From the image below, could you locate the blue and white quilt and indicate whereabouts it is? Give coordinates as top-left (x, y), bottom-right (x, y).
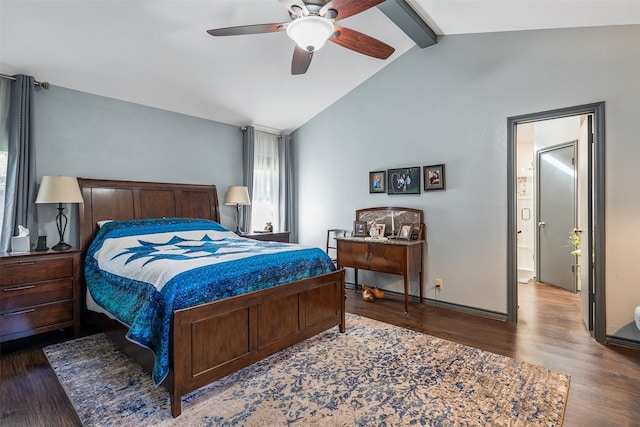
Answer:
top-left (84, 218), bottom-right (336, 385)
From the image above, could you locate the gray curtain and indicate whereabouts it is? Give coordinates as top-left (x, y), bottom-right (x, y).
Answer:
top-left (241, 126), bottom-right (254, 233)
top-left (278, 134), bottom-right (295, 242)
top-left (0, 79), bottom-right (10, 243)
top-left (0, 75), bottom-right (36, 252)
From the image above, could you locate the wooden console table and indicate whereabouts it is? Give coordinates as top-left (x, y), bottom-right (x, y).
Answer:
top-left (336, 207), bottom-right (425, 313)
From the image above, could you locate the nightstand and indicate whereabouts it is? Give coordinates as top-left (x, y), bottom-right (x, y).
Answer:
top-left (244, 232), bottom-right (291, 243)
top-left (0, 249), bottom-right (81, 343)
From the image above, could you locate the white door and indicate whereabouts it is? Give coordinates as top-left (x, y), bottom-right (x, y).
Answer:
top-left (537, 143), bottom-right (577, 292)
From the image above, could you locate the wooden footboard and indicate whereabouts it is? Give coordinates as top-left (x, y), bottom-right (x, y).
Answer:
top-left (170, 269), bottom-right (345, 417)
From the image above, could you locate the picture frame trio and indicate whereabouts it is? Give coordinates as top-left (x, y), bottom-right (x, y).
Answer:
top-left (369, 164), bottom-right (445, 194)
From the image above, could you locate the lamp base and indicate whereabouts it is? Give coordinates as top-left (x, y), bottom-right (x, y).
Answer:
top-left (52, 242), bottom-right (72, 251)
top-left (53, 204), bottom-right (72, 251)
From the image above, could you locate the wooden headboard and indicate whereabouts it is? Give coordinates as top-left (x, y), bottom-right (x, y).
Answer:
top-left (78, 178), bottom-right (220, 254)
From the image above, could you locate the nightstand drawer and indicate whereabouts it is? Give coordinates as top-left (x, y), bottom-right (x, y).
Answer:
top-left (1, 279), bottom-right (74, 313)
top-left (0, 256), bottom-right (74, 286)
top-left (0, 301), bottom-right (73, 336)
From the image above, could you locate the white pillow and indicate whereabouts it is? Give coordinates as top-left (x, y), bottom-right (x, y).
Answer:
top-left (97, 220), bottom-right (114, 228)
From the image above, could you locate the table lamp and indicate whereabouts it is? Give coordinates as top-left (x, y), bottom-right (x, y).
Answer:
top-left (35, 176), bottom-right (84, 251)
top-left (224, 186), bottom-right (251, 234)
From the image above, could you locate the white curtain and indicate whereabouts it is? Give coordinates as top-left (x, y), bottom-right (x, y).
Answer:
top-left (251, 131), bottom-right (280, 232)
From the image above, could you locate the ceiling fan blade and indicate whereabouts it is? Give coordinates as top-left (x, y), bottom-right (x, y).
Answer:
top-left (207, 23), bottom-right (287, 37)
top-left (320, 0), bottom-right (385, 21)
top-left (279, 0), bottom-right (309, 17)
top-left (291, 45), bottom-right (313, 75)
top-left (330, 26), bottom-right (395, 59)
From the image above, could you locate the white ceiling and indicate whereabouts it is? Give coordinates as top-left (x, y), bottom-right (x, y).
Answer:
top-left (1, 1), bottom-right (638, 134)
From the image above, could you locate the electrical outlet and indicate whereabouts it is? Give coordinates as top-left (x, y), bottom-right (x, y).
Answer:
top-left (435, 278), bottom-right (443, 289)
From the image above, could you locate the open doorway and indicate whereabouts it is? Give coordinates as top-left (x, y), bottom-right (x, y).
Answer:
top-left (507, 103), bottom-right (606, 343)
top-left (517, 119), bottom-right (585, 294)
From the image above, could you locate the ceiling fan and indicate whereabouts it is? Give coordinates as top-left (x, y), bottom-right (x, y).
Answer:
top-left (207, 0), bottom-right (395, 75)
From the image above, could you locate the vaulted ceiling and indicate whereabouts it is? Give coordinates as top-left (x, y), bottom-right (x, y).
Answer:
top-left (1, 1), bottom-right (638, 133)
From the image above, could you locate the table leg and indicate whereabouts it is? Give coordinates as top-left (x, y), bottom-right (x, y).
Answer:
top-left (403, 273), bottom-right (409, 314)
top-left (354, 268), bottom-right (359, 292)
top-left (419, 268), bottom-right (424, 305)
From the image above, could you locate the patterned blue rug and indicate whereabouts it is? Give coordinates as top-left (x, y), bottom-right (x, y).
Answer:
top-left (44, 314), bottom-right (569, 426)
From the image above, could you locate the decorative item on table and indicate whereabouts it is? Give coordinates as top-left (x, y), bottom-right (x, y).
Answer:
top-left (424, 164), bottom-right (446, 191)
top-left (35, 235), bottom-right (48, 251)
top-left (375, 223), bottom-right (386, 239)
top-left (353, 220), bottom-right (367, 237)
top-left (387, 166), bottom-right (421, 195)
top-left (369, 170), bottom-right (386, 193)
top-left (368, 222), bottom-right (378, 238)
top-left (35, 176), bottom-right (84, 251)
top-left (388, 211), bottom-right (397, 238)
top-left (264, 222), bottom-right (273, 232)
top-left (224, 185), bottom-right (251, 234)
top-left (397, 224), bottom-right (413, 240)
top-left (10, 225), bottom-right (30, 253)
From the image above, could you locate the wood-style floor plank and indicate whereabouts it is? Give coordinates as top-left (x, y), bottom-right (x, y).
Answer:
top-left (1, 281), bottom-right (638, 426)
top-left (0, 329), bottom-right (82, 426)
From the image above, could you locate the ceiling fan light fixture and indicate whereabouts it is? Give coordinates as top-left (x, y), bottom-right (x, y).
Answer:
top-left (286, 16), bottom-right (334, 52)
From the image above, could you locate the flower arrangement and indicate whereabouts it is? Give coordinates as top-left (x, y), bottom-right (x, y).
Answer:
top-left (569, 233), bottom-right (581, 257)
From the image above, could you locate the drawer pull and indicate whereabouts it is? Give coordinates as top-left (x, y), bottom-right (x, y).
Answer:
top-left (4, 261), bottom-right (37, 267)
top-left (3, 308), bottom-right (36, 316)
top-left (3, 285), bottom-right (37, 292)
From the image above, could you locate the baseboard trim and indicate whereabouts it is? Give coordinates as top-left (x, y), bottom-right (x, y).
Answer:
top-left (606, 335), bottom-right (640, 350)
top-left (423, 298), bottom-right (507, 321)
top-left (345, 282), bottom-right (507, 321)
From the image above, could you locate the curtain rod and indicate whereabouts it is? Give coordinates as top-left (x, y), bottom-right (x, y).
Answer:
top-left (0, 73), bottom-right (50, 89)
top-left (241, 124), bottom-right (281, 135)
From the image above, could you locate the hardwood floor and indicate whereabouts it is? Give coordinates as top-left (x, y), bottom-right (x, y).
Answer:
top-left (0, 328), bottom-right (84, 426)
top-left (1, 281), bottom-right (638, 426)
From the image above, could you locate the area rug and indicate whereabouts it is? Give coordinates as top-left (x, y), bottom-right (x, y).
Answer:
top-left (44, 314), bottom-right (570, 426)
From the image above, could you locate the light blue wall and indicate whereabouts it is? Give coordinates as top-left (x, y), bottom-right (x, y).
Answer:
top-left (292, 24), bottom-right (640, 332)
top-left (34, 86), bottom-right (243, 246)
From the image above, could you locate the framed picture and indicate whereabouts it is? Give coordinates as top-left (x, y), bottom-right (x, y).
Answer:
top-left (398, 224), bottom-right (412, 240)
top-left (424, 164), bottom-right (446, 191)
top-left (369, 170), bottom-right (386, 193)
top-left (353, 220), bottom-right (368, 237)
top-left (387, 166), bottom-right (421, 195)
top-left (375, 223), bottom-right (386, 238)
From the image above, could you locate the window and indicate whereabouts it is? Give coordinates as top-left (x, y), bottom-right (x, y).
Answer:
top-left (251, 131), bottom-right (280, 232)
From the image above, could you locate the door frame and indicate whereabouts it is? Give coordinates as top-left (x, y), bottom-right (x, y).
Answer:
top-left (506, 102), bottom-right (606, 343)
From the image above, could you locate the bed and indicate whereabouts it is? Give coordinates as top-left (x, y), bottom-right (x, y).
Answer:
top-left (78, 178), bottom-right (346, 417)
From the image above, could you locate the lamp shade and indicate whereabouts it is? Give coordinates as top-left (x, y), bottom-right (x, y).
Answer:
top-left (286, 16), bottom-right (334, 52)
top-left (224, 186), bottom-right (251, 206)
top-left (35, 176), bottom-right (84, 204)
